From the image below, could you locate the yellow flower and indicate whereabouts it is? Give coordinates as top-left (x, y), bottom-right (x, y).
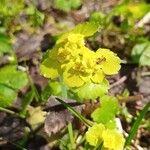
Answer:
top-left (67, 33), bottom-right (84, 46)
top-left (86, 123), bottom-right (105, 146)
top-left (86, 124), bottom-right (125, 149)
top-left (55, 34), bottom-right (88, 66)
top-left (91, 69), bottom-right (105, 83)
top-left (57, 33), bottom-right (84, 46)
top-left (102, 129), bottom-right (125, 150)
top-left (62, 47), bottom-right (96, 87)
top-left (95, 48), bottom-right (121, 75)
top-left (57, 46), bottom-right (72, 64)
top-left (41, 31), bottom-right (121, 88)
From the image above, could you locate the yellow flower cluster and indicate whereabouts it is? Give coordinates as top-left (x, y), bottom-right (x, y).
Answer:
top-left (40, 33), bottom-right (121, 88)
top-left (86, 123), bottom-right (125, 150)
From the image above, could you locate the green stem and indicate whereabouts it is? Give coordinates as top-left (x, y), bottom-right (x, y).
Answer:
top-left (27, 74), bottom-right (40, 102)
top-left (94, 142), bottom-right (103, 150)
top-left (0, 107), bottom-right (16, 115)
top-left (19, 90), bottom-right (34, 117)
top-left (125, 101), bottom-right (150, 147)
top-left (68, 123), bottom-right (75, 149)
top-left (56, 97), bottom-right (93, 127)
top-left (59, 77), bottom-right (68, 98)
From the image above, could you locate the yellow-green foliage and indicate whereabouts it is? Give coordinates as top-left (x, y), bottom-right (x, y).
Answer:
top-left (86, 123), bottom-right (125, 150)
top-left (40, 22), bottom-right (121, 88)
top-left (0, 0), bottom-right (24, 16)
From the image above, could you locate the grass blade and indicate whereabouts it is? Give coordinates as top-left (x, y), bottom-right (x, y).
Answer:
top-left (125, 101), bottom-right (150, 147)
top-left (68, 123), bottom-right (75, 149)
top-left (56, 97), bottom-right (93, 127)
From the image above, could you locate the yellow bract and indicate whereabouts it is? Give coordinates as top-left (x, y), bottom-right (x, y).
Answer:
top-left (40, 58), bottom-right (59, 79)
top-left (86, 123), bottom-right (125, 150)
top-left (95, 48), bottom-right (121, 75)
top-left (63, 50), bottom-right (94, 87)
top-left (102, 129), bottom-right (125, 150)
top-left (91, 69), bottom-right (105, 83)
top-left (41, 32), bottom-right (121, 88)
top-left (67, 33), bottom-right (84, 46)
top-left (86, 123), bottom-right (105, 146)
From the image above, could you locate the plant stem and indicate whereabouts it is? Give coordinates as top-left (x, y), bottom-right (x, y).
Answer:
top-left (27, 72), bottom-right (40, 102)
top-left (68, 123), bottom-right (75, 149)
top-left (0, 107), bottom-right (16, 115)
top-left (94, 142), bottom-right (103, 150)
top-left (19, 90), bottom-right (34, 117)
top-left (59, 77), bottom-right (68, 98)
top-left (125, 101), bottom-right (150, 147)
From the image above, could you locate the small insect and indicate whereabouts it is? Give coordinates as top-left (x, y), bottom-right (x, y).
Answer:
top-left (96, 57), bottom-right (106, 64)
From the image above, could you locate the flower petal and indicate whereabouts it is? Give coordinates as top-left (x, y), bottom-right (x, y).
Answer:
top-left (91, 69), bottom-right (105, 83)
top-left (40, 58), bottom-right (59, 79)
top-left (63, 71), bottom-right (84, 87)
top-left (96, 48), bottom-right (121, 75)
top-left (102, 129), bottom-right (125, 150)
top-left (86, 123), bottom-right (105, 146)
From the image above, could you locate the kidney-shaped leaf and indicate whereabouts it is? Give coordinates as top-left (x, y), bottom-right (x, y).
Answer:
top-left (0, 65), bottom-right (28, 90)
top-left (0, 84), bottom-right (17, 107)
top-left (131, 42), bottom-right (150, 66)
top-left (0, 65), bottom-right (28, 107)
top-left (91, 95), bottom-right (119, 124)
top-left (75, 79), bottom-right (109, 101)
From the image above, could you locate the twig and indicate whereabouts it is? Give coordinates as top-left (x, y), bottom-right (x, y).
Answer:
top-left (110, 76), bottom-right (127, 89)
top-left (141, 72), bottom-right (150, 77)
top-left (118, 95), bottom-right (143, 102)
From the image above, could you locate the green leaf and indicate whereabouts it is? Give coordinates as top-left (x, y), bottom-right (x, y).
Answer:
top-left (0, 84), bottom-right (17, 107)
top-left (129, 3), bottom-right (150, 20)
top-left (49, 81), bottom-right (61, 95)
top-left (33, 9), bottom-right (44, 26)
top-left (131, 42), bottom-right (148, 63)
top-left (20, 90), bottom-right (34, 117)
top-left (110, 2), bottom-right (150, 20)
top-left (0, 65), bottom-right (28, 90)
top-left (41, 81), bottom-right (62, 101)
top-left (0, 34), bottom-right (12, 57)
top-left (71, 22), bottom-right (100, 37)
top-left (70, 0), bottom-right (81, 9)
top-left (26, 5), bottom-right (44, 26)
top-left (89, 11), bottom-right (105, 25)
top-left (0, 65), bottom-right (28, 107)
top-left (57, 22), bottom-right (100, 44)
top-left (91, 95), bottom-right (119, 124)
top-left (54, 0), bottom-right (81, 12)
top-left (105, 120), bottom-right (117, 129)
top-left (75, 79), bottom-right (109, 101)
top-left (139, 45), bottom-right (150, 66)
top-left (0, 0), bottom-right (24, 17)
top-left (131, 42), bottom-right (150, 66)
top-left (40, 58), bottom-right (59, 79)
